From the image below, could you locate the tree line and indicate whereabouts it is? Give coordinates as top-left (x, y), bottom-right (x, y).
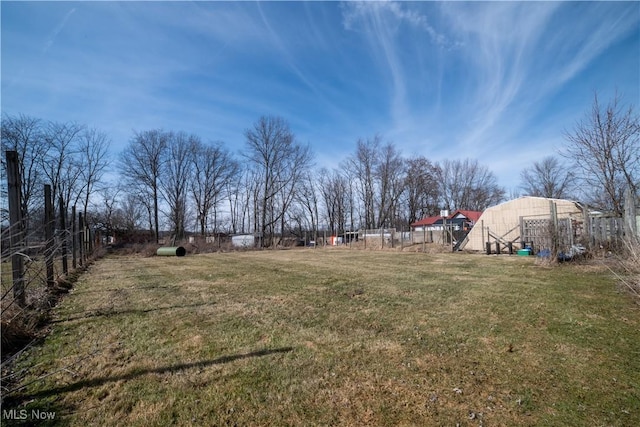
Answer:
top-left (2, 93), bottom-right (638, 247)
top-left (1, 115), bottom-right (109, 237)
top-left (520, 92), bottom-right (639, 216)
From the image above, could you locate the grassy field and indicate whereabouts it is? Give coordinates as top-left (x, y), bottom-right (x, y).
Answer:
top-left (3, 249), bottom-right (640, 426)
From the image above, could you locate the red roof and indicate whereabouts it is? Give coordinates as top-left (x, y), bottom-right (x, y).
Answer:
top-left (410, 216), bottom-right (441, 227)
top-left (411, 210), bottom-right (483, 228)
top-left (449, 210), bottom-right (483, 223)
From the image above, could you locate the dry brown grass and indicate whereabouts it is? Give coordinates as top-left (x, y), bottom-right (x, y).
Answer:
top-left (3, 249), bottom-right (640, 426)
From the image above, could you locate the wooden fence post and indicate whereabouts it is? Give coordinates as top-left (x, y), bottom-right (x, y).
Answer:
top-left (550, 201), bottom-right (559, 258)
top-left (44, 185), bottom-right (55, 288)
top-left (59, 197), bottom-right (68, 275)
top-left (72, 205), bottom-right (77, 269)
top-left (519, 217), bottom-right (524, 250)
top-left (78, 212), bottom-right (84, 267)
top-left (6, 150), bottom-right (26, 307)
top-left (88, 224), bottom-right (93, 255)
top-left (624, 187), bottom-right (637, 240)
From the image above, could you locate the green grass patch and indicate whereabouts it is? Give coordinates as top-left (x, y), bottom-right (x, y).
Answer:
top-left (4, 250), bottom-right (640, 426)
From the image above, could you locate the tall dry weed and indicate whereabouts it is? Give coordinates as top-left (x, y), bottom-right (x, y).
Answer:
top-left (607, 236), bottom-right (640, 300)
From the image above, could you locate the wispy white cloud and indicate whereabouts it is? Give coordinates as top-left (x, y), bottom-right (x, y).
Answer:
top-left (255, 3), bottom-right (322, 97)
top-left (2, 1), bottom-right (638, 190)
top-left (43, 7), bottom-right (76, 53)
top-left (438, 3), bottom-right (561, 148)
top-left (545, 3), bottom-right (639, 90)
top-left (342, 1), bottom-right (639, 188)
top-left (435, 2), bottom-right (638, 161)
top-left (341, 2), bottom-right (418, 135)
top-left (342, 1), bottom-right (455, 48)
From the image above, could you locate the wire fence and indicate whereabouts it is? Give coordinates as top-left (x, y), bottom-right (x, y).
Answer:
top-left (2, 214), bottom-right (98, 307)
top-left (2, 151), bottom-right (101, 362)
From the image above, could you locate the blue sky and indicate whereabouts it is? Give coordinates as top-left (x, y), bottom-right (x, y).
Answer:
top-left (2, 1), bottom-right (639, 190)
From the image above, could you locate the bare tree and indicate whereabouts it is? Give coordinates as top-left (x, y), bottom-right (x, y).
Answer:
top-left (119, 130), bottom-right (169, 243)
top-left (1, 114), bottom-right (48, 230)
top-left (91, 187), bottom-right (121, 240)
top-left (227, 167), bottom-right (255, 235)
top-left (294, 170), bottom-right (320, 241)
top-left (190, 139), bottom-right (239, 236)
top-left (519, 155), bottom-right (574, 199)
top-left (319, 168), bottom-right (350, 234)
top-left (161, 131), bottom-right (194, 242)
top-left (345, 136), bottom-right (409, 229)
top-left (507, 187), bottom-right (523, 201)
top-left (2, 114), bottom-right (111, 234)
top-left (243, 116), bottom-right (311, 247)
top-left (91, 187), bottom-right (148, 242)
top-left (41, 121), bottom-right (84, 218)
top-left (119, 191), bottom-right (145, 232)
top-left (375, 142), bottom-right (405, 228)
top-left (346, 136), bottom-right (380, 229)
top-left (403, 155), bottom-right (440, 225)
top-left (275, 142), bottom-right (313, 245)
top-left (438, 158), bottom-right (505, 211)
top-left (563, 92), bottom-right (640, 215)
top-left (76, 127), bottom-right (111, 221)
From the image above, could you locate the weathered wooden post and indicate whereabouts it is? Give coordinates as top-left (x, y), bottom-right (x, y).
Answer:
top-left (78, 212), bottom-right (84, 267)
top-left (391, 228), bottom-right (395, 249)
top-left (6, 151), bottom-right (26, 307)
top-left (59, 197), bottom-right (68, 275)
top-left (550, 201), bottom-right (559, 259)
top-left (44, 185), bottom-right (55, 288)
top-left (88, 223), bottom-right (93, 255)
top-left (624, 187), bottom-right (637, 241)
top-left (71, 205), bottom-right (77, 269)
top-left (581, 204), bottom-right (591, 249)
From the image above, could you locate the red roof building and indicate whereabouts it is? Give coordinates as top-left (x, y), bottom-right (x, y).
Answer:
top-left (410, 216), bottom-right (442, 228)
top-left (411, 210), bottom-right (483, 229)
top-left (449, 210), bottom-right (483, 223)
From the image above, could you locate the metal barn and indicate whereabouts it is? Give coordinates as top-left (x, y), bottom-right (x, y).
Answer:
top-left (459, 196), bottom-right (584, 252)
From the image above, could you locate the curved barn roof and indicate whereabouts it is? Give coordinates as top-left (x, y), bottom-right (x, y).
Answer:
top-left (458, 196), bottom-right (583, 251)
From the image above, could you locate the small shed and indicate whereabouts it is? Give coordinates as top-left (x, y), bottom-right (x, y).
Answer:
top-left (231, 234), bottom-right (256, 248)
top-left (459, 196), bottom-right (584, 252)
